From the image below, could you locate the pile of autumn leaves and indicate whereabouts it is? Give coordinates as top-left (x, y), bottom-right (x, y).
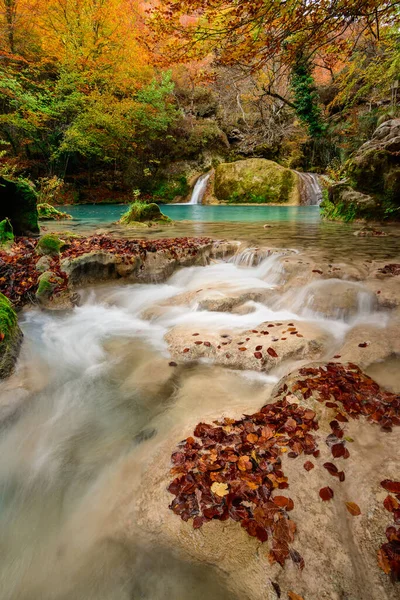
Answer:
top-left (0, 235), bottom-right (212, 307)
top-left (168, 363), bottom-right (400, 582)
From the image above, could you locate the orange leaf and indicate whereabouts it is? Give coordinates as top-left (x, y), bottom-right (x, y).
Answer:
top-left (377, 548), bottom-right (391, 574)
top-left (288, 592), bottom-right (305, 600)
top-left (345, 502), bottom-right (361, 516)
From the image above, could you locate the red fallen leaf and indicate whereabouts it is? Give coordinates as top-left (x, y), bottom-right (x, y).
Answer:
top-left (251, 330), bottom-right (259, 333)
top-left (194, 341), bottom-right (203, 345)
top-left (303, 409), bottom-right (316, 420)
top-left (332, 443), bottom-right (346, 458)
top-left (303, 461), bottom-right (314, 471)
top-left (192, 333), bottom-right (199, 336)
top-left (255, 345), bottom-right (263, 351)
top-left (333, 355), bottom-right (341, 358)
top-left (183, 348), bottom-right (190, 353)
top-left (394, 509), bottom-right (400, 524)
top-left (385, 526), bottom-right (398, 541)
top-left (204, 341), bottom-right (211, 347)
top-left (225, 353), bottom-right (231, 358)
top-left (338, 471), bottom-right (345, 482)
top-left (313, 450), bottom-right (320, 458)
top-left (326, 402), bottom-right (339, 408)
top-left (254, 352), bottom-right (263, 359)
top-left (342, 447), bottom-right (350, 459)
top-left (267, 324), bottom-right (275, 327)
top-left (267, 347), bottom-right (278, 358)
top-left (335, 413), bottom-right (349, 423)
top-left (246, 433), bottom-right (259, 443)
top-left (358, 342), bottom-right (369, 348)
top-left (319, 487), bottom-right (334, 501)
top-left (323, 462), bottom-right (338, 475)
top-left (381, 480), bottom-right (400, 494)
top-left (238, 347), bottom-right (247, 351)
top-left (272, 495), bottom-right (290, 508)
top-left (169, 361), bottom-right (178, 367)
top-left (345, 502), bottom-right (361, 516)
top-left (312, 269), bottom-right (323, 274)
top-left (384, 495), bottom-right (400, 513)
top-left (281, 337), bottom-right (287, 340)
top-left (193, 516), bottom-right (204, 529)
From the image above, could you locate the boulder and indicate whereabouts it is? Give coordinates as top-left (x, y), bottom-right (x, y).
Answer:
top-left (214, 159), bottom-right (300, 204)
top-left (165, 320), bottom-right (332, 372)
top-left (322, 183), bottom-right (378, 221)
top-left (0, 293), bottom-right (23, 379)
top-left (120, 202), bottom-right (172, 225)
top-left (37, 203), bottom-right (72, 221)
top-left (35, 271), bottom-right (63, 305)
top-left (0, 177), bottom-right (39, 236)
top-left (348, 118), bottom-right (400, 199)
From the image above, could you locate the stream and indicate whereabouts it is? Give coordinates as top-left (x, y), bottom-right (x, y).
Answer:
top-left (0, 225), bottom-right (399, 599)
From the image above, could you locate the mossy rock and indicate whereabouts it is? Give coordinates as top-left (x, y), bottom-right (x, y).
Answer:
top-left (214, 159), bottom-right (299, 204)
top-left (37, 203), bottom-right (72, 221)
top-left (0, 218), bottom-right (14, 246)
top-left (321, 184), bottom-right (379, 222)
top-left (0, 176), bottom-right (39, 236)
top-left (36, 271), bottom-right (63, 303)
top-left (120, 202), bottom-right (172, 225)
top-left (0, 293), bottom-right (23, 379)
top-left (36, 234), bottom-right (64, 256)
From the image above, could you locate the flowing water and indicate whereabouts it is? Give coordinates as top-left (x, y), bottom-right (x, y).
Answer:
top-left (1, 237), bottom-right (399, 598)
top-left (3, 196), bottom-right (400, 599)
top-left (182, 173), bottom-right (211, 205)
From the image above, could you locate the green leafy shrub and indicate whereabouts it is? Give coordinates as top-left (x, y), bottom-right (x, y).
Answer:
top-left (152, 176), bottom-right (190, 202)
top-left (0, 293), bottom-right (17, 342)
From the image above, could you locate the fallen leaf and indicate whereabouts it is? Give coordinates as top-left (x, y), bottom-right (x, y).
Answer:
top-left (211, 482), bottom-right (229, 497)
top-left (303, 461), bottom-right (314, 471)
top-left (319, 487), bottom-right (334, 501)
top-left (345, 502), bottom-right (361, 516)
top-left (383, 495), bottom-right (399, 513)
top-left (288, 592), bottom-right (304, 600)
top-left (381, 480), bottom-right (400, 494)
top-left (267, 347), bottom-right (278, 358)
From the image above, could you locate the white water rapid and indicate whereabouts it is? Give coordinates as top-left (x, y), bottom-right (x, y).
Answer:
top-left (0, 248), bottom-right (393, 599)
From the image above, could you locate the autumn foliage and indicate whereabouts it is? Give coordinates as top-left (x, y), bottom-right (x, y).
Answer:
top-left (168, 362), bottom-right (400, 579)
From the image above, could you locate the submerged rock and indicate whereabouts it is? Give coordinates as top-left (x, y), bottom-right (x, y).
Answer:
top-left (0, 293), bottom-right (22, 379)
top-left (214, 159), bottom-right (300, 204)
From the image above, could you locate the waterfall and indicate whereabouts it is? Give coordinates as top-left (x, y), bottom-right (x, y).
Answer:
top-left (296, 172), bottom-right (323, 206)
top-left (186, 173), bottom-right (210, 205)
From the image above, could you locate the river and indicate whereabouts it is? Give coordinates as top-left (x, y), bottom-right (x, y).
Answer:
top-left (0, 208), bottom-right (399, 599)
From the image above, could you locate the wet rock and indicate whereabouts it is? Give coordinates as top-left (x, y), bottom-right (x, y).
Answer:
top-left (35, 271), bottom-right (64, 305)
top-left (135, 363), bottom-right (400, 600)
top-left (61, 252), bottom-right (141, 287)
top-left (35, 255), bottom-right (52, 273)
top-left (166, 321), bottom-right (331, 372)
top-left (335, 323), bottom-right (400, 368)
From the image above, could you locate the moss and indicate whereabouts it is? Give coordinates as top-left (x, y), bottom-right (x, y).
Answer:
top-left (36, 271), bottom-right (62, 301)
top-left (0, 219), bottom-right (14, 246)
top-left (320, 197), bottom-right (358, 222)
top-left (120, 201), bottom-right (172, 225)
top-left (0, 293), bottom-right (17, 342)
top-left (37, 203), bottom-right (72, 221)
top-left (36, 234), bottom-right (63, 256)
top-left (214, 159), bottom-right (298, 203)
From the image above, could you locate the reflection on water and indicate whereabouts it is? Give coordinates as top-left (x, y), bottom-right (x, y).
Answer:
top-left (49, 204), bottom-right (400, 260)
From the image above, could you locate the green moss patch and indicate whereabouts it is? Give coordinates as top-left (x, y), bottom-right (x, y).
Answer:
top-left (37, 203), bottom-right (72, 221)
top-left (0, 293), bottom-right (17, 342)
top-left (0, 219), bottom-right (14, 246)
top-left (36, 234), bottom-right (64, 256)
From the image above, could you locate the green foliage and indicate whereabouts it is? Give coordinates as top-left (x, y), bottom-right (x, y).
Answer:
top-left (36, 234), bottom-right (63, 256)
top-left (291, 58), bottom-right (325, 139)
top-left (151, 176), bottom-right (190, 202)
top-left (320, 196), bottom-right (358, 222)
top-left (0, 293), bottom-right (17, 342)
top-left (37, 177), bottom-right (64, 205)
top-left (0, 219), bottom-right (14, 246)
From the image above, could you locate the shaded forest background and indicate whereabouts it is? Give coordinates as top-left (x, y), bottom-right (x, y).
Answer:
top-left (0, 0), bottom-right (399, 205)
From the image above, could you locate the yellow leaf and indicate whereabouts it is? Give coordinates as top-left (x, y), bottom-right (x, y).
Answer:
top-left (211, 482), bottom-right (229, 497)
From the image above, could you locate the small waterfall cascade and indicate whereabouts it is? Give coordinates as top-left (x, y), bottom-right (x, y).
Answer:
top-left (296, 172), bottom-right (323, 206)
top-left (186, 172), bottom-right (211, 205)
